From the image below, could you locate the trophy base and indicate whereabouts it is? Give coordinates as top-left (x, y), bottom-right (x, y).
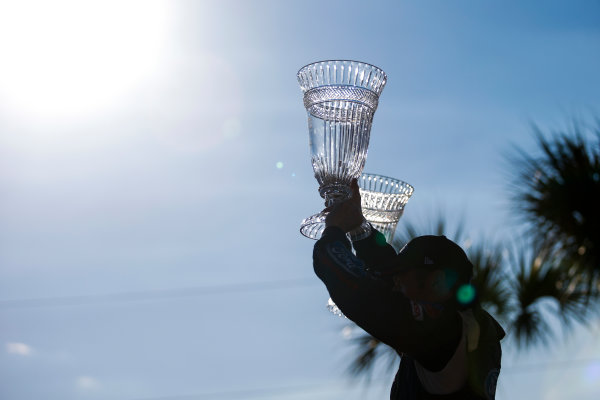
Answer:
top-left (299, 211), bottom-right (372, 241)
top-left (327, 297), bottom-right (347, 318)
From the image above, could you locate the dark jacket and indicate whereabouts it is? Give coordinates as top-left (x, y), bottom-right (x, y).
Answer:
top-left (313, 226), bottom-right (505, 400)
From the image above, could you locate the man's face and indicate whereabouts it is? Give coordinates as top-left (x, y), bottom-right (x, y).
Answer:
top-left (392, 267), bottom-right (456, 303)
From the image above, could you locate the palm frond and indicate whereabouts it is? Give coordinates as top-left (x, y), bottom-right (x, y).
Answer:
top-left (346, 335), bottom-right (381, 380)
top-left (512, 306), bottom-right (552, 348)
top-left (391, 213), bottom-right (466, 251)
top-left (507, 121), bottom-right (600, 293)
top-left (467, 240), bottom-right (512, 324)
top-left (504, 237), bottom-right (599, 347)
top-left (345, 335), bottom-right (398, 381)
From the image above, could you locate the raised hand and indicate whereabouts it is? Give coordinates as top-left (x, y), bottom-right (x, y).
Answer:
top-left (324, 179), bottom-right (365, 233)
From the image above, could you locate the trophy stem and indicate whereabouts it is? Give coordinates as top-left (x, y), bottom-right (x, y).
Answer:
top-left (300, 210), bottom-right (371, 240)
top-left (319, 183), bottom-right (352, 207)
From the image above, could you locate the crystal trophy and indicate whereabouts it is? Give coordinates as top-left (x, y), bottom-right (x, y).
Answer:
top-left (328, 172), bottom-right (414, 317)
top-left (359, 173), bottom-right (414, 243)
top-left (297, 60), bottom-right (387, 240)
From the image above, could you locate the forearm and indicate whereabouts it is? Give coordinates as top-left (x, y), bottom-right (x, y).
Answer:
top-left (352, 226), bottom-right (398, 272)
top-left (313, 228), bottom-right (412, 347)
top-left (313, 226), bottom-right (365, 292)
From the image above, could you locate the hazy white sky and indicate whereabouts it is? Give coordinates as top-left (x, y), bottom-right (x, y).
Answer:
top-left (1, 1), bottom-right (599, 399)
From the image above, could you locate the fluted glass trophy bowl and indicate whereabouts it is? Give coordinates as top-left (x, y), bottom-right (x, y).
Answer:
top-left (359, 173), bottom-right (414, 243)
top-left (328, 172), bottom-right (414, 317)
top-left (298, 60), bottom-right (387, 240)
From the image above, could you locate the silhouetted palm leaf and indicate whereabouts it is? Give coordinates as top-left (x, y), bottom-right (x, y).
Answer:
top-left (507, 121), bottom-right (600, 295)
top-left (345, 332), bottom-right (397, 382)
top-left (505, 241), bottom-right (559, 348)
top-left (467, 240), bottom-right (511, 324)
top-left (391, 214), bottom-right (466, 251)
top-left (551, 256), bottom-right (597, 329)
top-left (505, 236), bottom-right (597, 348)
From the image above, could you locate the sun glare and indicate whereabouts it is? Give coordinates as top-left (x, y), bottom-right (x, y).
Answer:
top-left (0, 0), bottom-right (169, 119)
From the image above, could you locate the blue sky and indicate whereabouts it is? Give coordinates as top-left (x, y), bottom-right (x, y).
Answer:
top-left (1, 1), bottom-right (600, 399)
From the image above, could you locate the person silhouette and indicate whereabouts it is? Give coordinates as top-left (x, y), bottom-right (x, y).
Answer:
top-left (313, 179), bottom-right (505, 399)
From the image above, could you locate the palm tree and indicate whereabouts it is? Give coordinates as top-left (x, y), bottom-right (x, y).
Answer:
top-left (505, 239), bottom-right (592, 349)
top-left (505, 119), bottom-right (600, 347)
top-left (508, 121), bottom-right (600, 295)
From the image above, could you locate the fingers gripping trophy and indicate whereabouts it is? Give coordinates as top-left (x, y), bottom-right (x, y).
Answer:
top-left (297, 60), bottom-right (387, 240)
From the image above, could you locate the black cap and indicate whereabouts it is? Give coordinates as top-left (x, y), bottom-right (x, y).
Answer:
top-left (391, 235), bottom-right (473, 284)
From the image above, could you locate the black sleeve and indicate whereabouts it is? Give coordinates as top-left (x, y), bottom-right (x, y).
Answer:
top-left (312, 227), bottom-right (456, 356)
top-left (352, 226), bottom-right (398, 272)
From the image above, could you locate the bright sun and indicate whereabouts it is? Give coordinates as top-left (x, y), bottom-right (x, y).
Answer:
top-left (0, 0), bottom-right (169, 119)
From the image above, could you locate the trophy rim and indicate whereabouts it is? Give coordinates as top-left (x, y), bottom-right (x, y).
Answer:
top-left (297, 59), bottom-right (387, 82)
top-left (360, 172), bottom-right (415, 195)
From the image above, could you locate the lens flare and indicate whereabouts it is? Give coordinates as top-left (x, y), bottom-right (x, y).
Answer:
top-left (457, 284), bottom-right (476, 305)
